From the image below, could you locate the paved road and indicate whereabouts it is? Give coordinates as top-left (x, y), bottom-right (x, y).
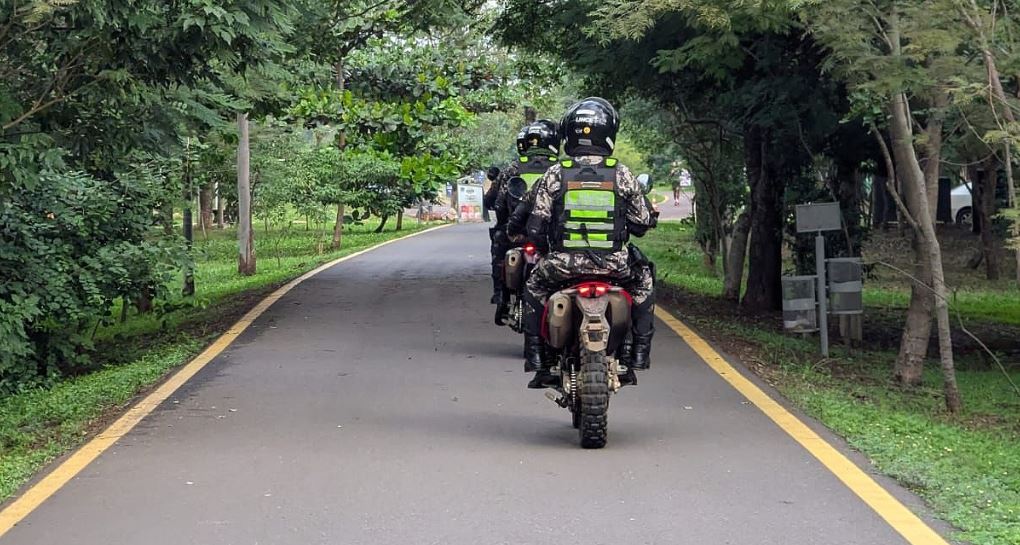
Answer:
top-left (1, 224), bottom-right (938, 545)
top-left (652, 188), bottom-right (694, 222)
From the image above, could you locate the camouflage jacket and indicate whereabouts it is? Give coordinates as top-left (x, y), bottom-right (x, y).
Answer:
top-left (526, 156), bottom-right (656, 248)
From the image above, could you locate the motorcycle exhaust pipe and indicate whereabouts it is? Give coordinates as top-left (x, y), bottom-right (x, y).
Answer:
top-left (504, 249), bottom-right (524, 289)
top-left (545, 292), bottom-right (573, 350)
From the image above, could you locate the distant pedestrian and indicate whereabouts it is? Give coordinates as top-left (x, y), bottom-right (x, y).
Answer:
top-left (672, 178), bottom-right (681, 207)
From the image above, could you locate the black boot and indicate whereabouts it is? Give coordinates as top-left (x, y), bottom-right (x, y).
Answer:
top-left (493, 289), bottom-right (509, 326)
top-left (630, 333), bottom-right (652, 370)
top-left (490, 275), bottom-right (503, 305)
top-left (522, 292), bottom-right (546, 373)
top-left (527, 366), bottom-right (560, 389)
top-left (630, 299), bottom-right (655, 370)
top-left (523, 335), bottom-right (544, 373)
top-left (618, 367), bottom-right (637, 386)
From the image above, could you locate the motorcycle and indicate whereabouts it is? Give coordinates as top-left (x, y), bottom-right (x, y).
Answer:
top-left (497, 177), bottom-right (540, 332)
top-left (539, 172), bottom-right (655, 449)
top-left (541, 281), bottom-right (633, 449)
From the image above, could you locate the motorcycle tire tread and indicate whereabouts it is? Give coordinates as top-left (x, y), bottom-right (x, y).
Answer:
top-left (579, 352), bottom-right (609, 449)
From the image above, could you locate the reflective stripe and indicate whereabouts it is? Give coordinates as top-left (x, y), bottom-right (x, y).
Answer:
top-left (564, 189), bottom-right (615, 207)
top-left (563, 239), bottom-right (615, 249)
top-left (568, 232), bottom-right (609, 241)
top-left (569, 209), bottom-right (611, 219)
top-left (565, 222), bottom-right (614, 231)
top-left (565, 203), bottom-right (614, 211)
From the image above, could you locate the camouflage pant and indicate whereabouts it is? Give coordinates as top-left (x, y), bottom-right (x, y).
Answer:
top-left (525, 249), bottom-right (654, 305)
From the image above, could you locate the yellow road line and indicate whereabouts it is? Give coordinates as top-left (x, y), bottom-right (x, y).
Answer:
top-left (0, 224), bottom-right (452, 538)
top-left (658, 311), bottom-right (949, 545)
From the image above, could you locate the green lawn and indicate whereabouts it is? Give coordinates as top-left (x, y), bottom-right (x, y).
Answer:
top-left (0, 220), bottom-right (437, 501)
top-left (641, 223), bottom-right (1020, 545)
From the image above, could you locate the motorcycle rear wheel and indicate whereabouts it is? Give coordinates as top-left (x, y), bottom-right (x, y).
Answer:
top-left (578, 351), bottom-right (609, 449)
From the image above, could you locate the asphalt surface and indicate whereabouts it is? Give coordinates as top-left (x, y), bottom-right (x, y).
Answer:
top-left (1, 224), bottom-right (932, 545)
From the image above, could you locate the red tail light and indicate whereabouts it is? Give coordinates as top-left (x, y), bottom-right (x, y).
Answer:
top-left (576, 282), bottom-right (610, 298)
top-left (523, 242), bottom-right (537, 256)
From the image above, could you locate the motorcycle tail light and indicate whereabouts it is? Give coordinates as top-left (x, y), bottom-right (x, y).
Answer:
top-left (523, 243), bottom-right (537, 256)
top-left (576, 282), bottom-right (610, 298)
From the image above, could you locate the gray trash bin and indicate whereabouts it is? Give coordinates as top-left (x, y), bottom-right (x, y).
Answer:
top-left (827, 258), bottom-right (863, 315)
top-left (782, 276), bottom-right (818, 332)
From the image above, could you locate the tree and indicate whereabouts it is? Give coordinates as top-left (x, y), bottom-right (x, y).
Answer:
top-left (953, 0), bottom-right (1020, 286)
top-left (500, 1), bottom-right (852, 312)
top-left (802, 0), bottom-right (963, 410)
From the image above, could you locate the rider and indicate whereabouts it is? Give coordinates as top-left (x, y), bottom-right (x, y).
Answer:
top-left (484, 164), bottom-right (506, 304)
top-left (520, 98), bottom-right (658, 388)
top-left (487, 121), bottom-right (561, 321)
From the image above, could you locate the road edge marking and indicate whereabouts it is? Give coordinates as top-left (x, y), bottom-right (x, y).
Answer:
top-left (658, 311), bottom-right (950, 545)
top-left (0, 223), bottom-right (453, 537)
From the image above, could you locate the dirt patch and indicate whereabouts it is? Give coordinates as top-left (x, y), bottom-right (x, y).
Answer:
top-left (864, 225), bottom-right (1017, 286)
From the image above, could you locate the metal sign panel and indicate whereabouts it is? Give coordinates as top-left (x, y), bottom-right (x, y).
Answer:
top-left (456, 183), bottom-right (484, 223)
top-left (795, 202), bottom-right (842, 233)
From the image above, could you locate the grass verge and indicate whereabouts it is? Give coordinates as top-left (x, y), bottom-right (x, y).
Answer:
top-left (645, 223), bottom-right (1020, 545)
top-left (0, 221), bottom-right (437, 502)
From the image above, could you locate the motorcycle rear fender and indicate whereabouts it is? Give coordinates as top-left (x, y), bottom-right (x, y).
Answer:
top-left (575, 296), bottom-right (611, 353)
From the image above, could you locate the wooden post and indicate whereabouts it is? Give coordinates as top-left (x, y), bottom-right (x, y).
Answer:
top-left (237, 113), bottom-right (256, 275)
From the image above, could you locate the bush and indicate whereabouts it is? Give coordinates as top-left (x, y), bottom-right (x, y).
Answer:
top-left (0, 170), bottom-right (177, 393)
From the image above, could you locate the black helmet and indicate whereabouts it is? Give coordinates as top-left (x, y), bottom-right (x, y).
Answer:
top-left (486, 165), bottom-right (501, 180)
top-left (560, 97), bottom-right (619, 157)
top-left (515, 127), bottom-right (531, 155)
top-left (523, 119), bottom-right (560, 156)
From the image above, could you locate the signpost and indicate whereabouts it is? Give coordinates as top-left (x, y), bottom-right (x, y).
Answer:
top-left (794, 203), bottom-right (843, 357)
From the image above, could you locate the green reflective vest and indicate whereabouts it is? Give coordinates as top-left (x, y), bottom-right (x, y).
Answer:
top-left (553, 158), bottom-right (626, 252)
top-left (515, 155), bottom-right (557, 190)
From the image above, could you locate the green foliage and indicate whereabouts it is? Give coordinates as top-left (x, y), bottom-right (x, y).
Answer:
top-left (0, 168), bottom-right (180, 392)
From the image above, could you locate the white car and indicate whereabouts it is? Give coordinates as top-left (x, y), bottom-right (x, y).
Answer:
top-left (950, 183), bottom-right (973, 226)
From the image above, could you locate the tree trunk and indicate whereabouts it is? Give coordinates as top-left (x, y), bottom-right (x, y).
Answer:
top-left (199, 183), bottom-right (214, 231)
top-left (237, 113), bottom-right (256, 276)
top-left (922, 88), bottom-right (948, 219)
top-left (977, 159), bottom-right (1000, 280)
top-left (182, 200), bottom-right (195, 295)
top-left (161, 203), bottom-right (174, 235)
top-left (888, 91), bottom-right (961, 412)
top-left (741, 127), bottom-right (784, 312)
top-left (971, 29), bottom-right (1020, 286)
top-left (331, 202), bottom-right (344, 250)
top-left (375, 215), bottom-right (389, 233)
top-left (524, 106), bottom-right (536, 124)
top-left (1005, 143), bottom-right (1019, 285)
top-left (135, 284), bottom-right (154, 314)
top-left (335, 59), bottom-right (347, 150)
top-left (723, 210), bottom-right (751, 301)
top-left (214, 181), bottom-right (225, 228)
top-left (396, 208), bottom-right (403, 231)
top-left (182, 139), bottom-right (195, 296)
top-left (894, 233), bottom-right (933, 387)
